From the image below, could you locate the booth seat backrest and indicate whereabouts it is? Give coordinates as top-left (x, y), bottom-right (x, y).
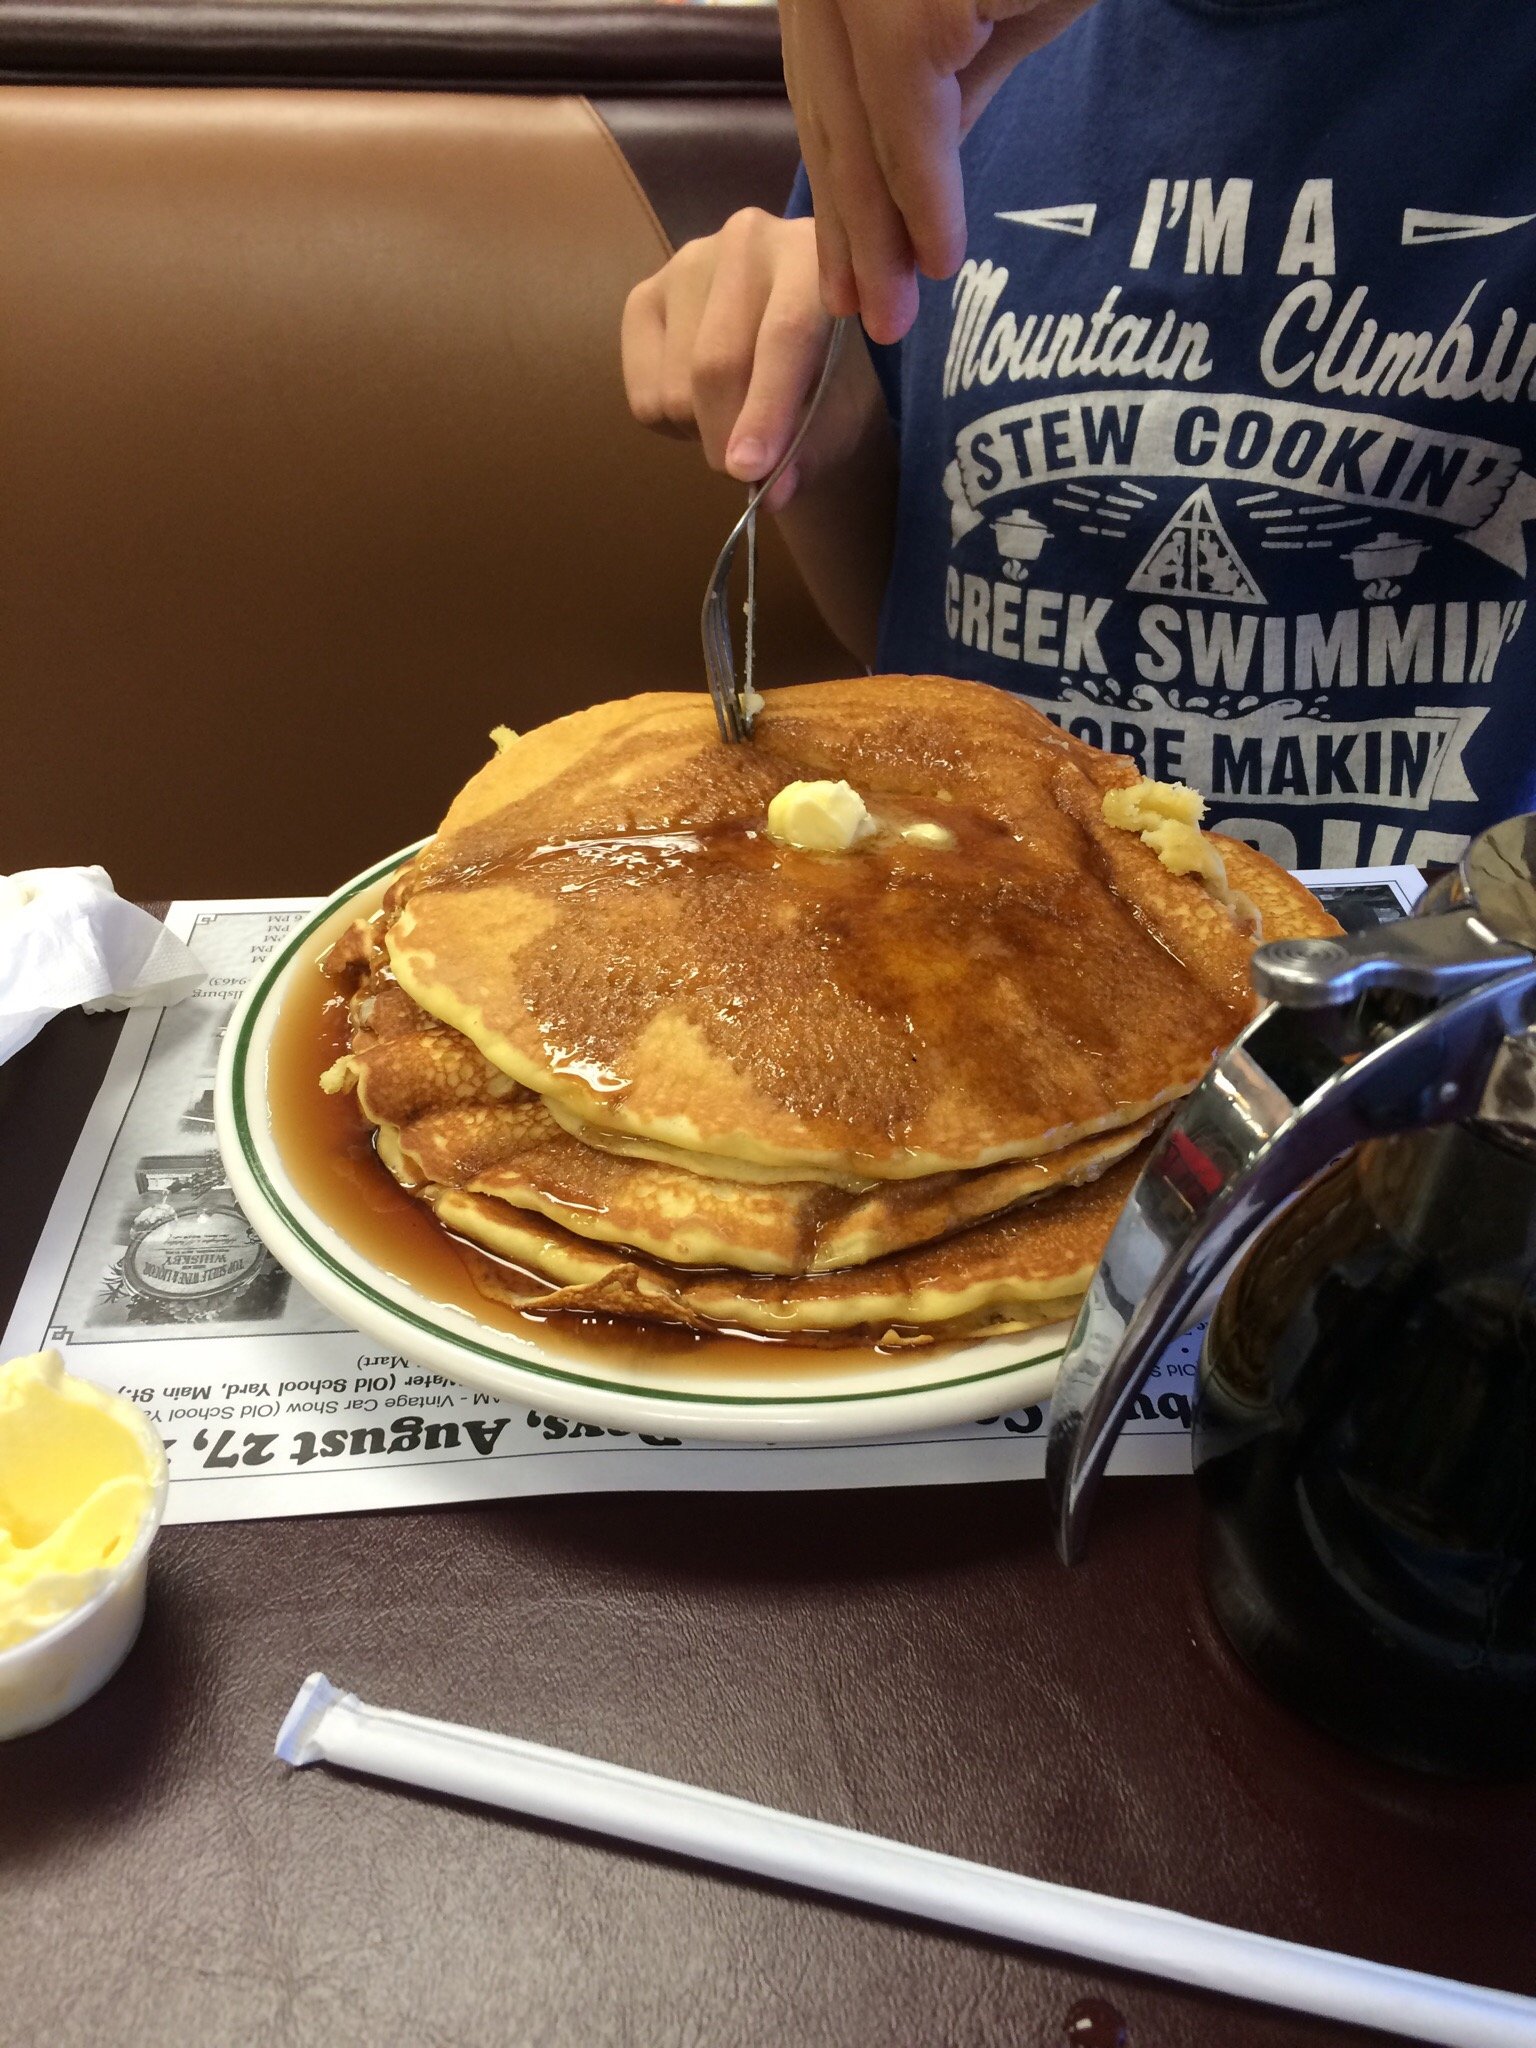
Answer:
top-left (0, 83), bottom-right (842, 896)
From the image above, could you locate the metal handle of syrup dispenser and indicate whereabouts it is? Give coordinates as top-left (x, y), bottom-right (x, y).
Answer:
top-left (1046, 916), bottom-right (1536, 1566)
top-left (1247, 908), bottom-right (1528, 1009)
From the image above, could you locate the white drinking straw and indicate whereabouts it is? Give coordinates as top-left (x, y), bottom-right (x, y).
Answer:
top-left (277, 1673), bottom-right (1535, 2048)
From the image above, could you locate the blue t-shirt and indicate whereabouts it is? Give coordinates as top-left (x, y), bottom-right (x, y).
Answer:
top-left (790, 0), bottom-right (1536, 869)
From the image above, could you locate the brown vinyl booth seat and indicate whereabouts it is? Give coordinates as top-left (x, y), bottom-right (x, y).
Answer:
top-left (0, 56), bottom-right (843, 898)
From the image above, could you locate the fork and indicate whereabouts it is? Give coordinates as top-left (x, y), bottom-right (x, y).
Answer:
top-left (700, 316), bottom-right (851, 744)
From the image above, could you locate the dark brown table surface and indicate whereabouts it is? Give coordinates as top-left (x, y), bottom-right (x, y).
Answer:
top-left (3, 1009), bottom-right (1534, 2048)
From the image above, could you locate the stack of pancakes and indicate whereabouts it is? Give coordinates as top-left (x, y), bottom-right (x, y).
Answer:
top-left (320, 677), bottom-right (1335, 1347)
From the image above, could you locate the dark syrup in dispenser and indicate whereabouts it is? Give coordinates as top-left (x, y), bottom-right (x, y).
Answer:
top-left (1196, 1122), bottom-right (1536, 1775)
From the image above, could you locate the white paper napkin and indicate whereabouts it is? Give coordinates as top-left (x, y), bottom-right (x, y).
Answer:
top-left (0, 867), bottom-right (206, 1067)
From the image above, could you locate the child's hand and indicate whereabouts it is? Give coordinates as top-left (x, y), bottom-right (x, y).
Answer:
top-left (622, 212), bottom-right (889, 513)
top-left (779, 0), bottom-right (1098, 343)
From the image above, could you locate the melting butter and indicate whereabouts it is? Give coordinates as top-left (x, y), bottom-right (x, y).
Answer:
top-left (0, 1352), bottom-right (158, 1651)
top-left (766, 780), bottom-right (876, 853)
top-left (1102, 779), bottom-right (1235, 907)
top-left (900, 821), bottom-right (956, 851)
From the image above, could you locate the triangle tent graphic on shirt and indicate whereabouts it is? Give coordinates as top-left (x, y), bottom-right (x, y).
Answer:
top-left (1128, 487), bottom-right (1267, 606)
top-left (995, 203), bottom-right (1097, 238)
top-left (1402, 207), bottom-right (1536, 247)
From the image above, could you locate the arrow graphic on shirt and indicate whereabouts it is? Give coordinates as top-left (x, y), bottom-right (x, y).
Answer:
top-left (1402, 207), bottom-right (1536, 247)
top-left (995, 203), bottom-right (1097, 238)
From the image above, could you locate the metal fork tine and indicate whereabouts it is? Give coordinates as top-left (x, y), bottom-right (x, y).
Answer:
top-left (744, 502), bottom-right (757, 716)
top-left (700, 316), bottom-right (850, 744)
top-left (702, 578), bottom-right (743, 743)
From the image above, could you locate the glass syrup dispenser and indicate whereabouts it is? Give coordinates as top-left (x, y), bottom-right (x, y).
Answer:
top-left (1046, 815), bottom-right (1536, 1775)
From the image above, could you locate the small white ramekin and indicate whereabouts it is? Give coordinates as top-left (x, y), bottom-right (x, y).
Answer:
top-left (0, 1399), bottom-right (170, 1741)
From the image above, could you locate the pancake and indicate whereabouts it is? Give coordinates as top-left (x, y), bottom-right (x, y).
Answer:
top-left (1212, 833), bottom-right (1335, 943)
top-left (325, 961), bottom-right (1158, 1273)
top-left (383, 677), bottom-right (1307, 1178)
top-left (541, 1099), bottom-right (877, 1190)
top-left (398, 1111), bottom-right (1156, 1275)
top-left (320, 676), bottom-right (1338, 1348)
top-left (415, 1147), bottom-right (1145, 1340)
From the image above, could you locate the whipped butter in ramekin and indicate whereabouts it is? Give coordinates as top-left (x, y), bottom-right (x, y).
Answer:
top-left (0, 1351), bottom-right (168, 1739)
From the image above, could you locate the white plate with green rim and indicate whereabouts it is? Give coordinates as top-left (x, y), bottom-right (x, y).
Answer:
top-left (215, 846), bottom-right (1072, 1443)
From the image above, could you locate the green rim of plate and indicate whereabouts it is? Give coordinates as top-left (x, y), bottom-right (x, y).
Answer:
top-left (229, 850), bottom-right (1070, 1409)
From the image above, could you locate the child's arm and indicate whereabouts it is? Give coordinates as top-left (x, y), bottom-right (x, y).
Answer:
top-left (623, 210), bottom-right (897, 669)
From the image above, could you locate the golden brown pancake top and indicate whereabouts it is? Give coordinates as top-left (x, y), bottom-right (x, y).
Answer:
top-left (384, 678), bottom-right (1314, 1177)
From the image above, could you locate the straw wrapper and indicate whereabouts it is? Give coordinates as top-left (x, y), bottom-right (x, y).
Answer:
top-left (277, 1674), bottom-right (1536, 2048)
